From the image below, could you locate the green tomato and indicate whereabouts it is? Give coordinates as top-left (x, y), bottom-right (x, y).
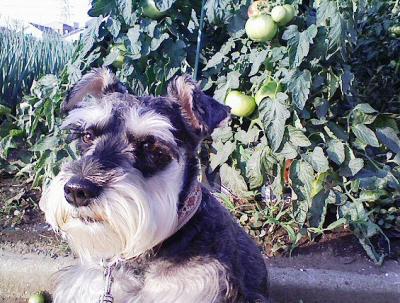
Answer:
top-left (110, 44), bottom-right (127, 68)
top-left (389, 25), bottom-right (400, 36)
top-left (270, 6), bottom-right (287, 24)
top-left (245, 14), bottom-right (278, 42)
top-left (142, 0), bottom-right (166, 19)
top-left (225, 91), bottom-right (256, 117)
top-left (278, 4), bottom-right (295, 26)
top-left (247, 0), bottom-right (270, 18)
top-left (28, 293), bottom-right (46, 303)
top-left (255, 80), bottom-right (282, 105)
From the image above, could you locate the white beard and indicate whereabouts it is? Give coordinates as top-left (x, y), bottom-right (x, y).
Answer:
top-left (39, 160), bottom-right (184, 262)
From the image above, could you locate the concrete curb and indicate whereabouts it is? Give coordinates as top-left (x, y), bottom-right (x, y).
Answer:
top-left (1, 248), bottom-right (399, 303)
top-left (269, 266), bottom-right (400, 303)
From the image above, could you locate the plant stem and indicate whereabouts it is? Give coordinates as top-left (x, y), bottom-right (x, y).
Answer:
top-left (194, 0), bottom-right (206, 81)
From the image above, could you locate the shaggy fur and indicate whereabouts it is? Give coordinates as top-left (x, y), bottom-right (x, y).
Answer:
top-left (40, 68), bottom-right (269, 303)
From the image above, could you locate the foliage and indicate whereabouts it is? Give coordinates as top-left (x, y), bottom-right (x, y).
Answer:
top-left (0, 24), bottom-right (73, 108)
top-left (1, 0), bottom-right (400, 263)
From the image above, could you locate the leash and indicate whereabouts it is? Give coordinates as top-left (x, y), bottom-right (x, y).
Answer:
top-left (98, 258), bottom-right (120, 303)
top-left (97, 183), bottom-right (203, 303)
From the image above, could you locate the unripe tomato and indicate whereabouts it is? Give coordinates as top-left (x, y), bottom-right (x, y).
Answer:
top-left (110, 44), bottom-right (127, 68)
top-left (142, 0), bottom-right (166, 19)
top-left (389, 25), bottom-right (400, 37)
top-left (225, 91), bottom-right (256, 117)
top-left (270, 6), bottom-right (287, 24)
top-left (28, 293), bottom-right (46, 303)
top-left (248, 0), bottom-right (270, 18)
top-left (255, 80), bottom-right (282, 105)
top-left (245, 14), bottom-right (278, 42)
top-left (279, 4), bottom-right (296, 26)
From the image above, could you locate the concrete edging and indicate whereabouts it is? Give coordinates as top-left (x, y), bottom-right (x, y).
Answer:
top-left (1, 248), bottom-right (399, 303)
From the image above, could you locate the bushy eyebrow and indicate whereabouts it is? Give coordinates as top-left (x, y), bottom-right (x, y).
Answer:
top-left (61, 99), bottom-right (113, 130)
top-left (124, 108), bottom-right (176, 144)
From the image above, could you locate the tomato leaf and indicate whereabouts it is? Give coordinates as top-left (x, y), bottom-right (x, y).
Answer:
top-left (287, 69), bottom-right (312, 110)
top-left (376, 127), bottom-right (400, 154)
top-left (259, 93), bottom-right (291, 152)
top-left (326, 139), bottom-right (345, 165)
top-left (352, 124), bottom-right (379, 147)
top-left (282, 24), bottom-right (318, 68)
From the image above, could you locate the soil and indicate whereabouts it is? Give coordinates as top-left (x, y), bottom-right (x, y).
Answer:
top-left (0, 175), bottom-right (70, 258)
top-left (266, 230), bottom-right (400, 275)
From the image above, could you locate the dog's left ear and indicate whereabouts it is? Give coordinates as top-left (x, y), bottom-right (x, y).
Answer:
top-left (168, 75), bottom-right (230, 138)
top-left (62, 68), bottom-right (127, 113)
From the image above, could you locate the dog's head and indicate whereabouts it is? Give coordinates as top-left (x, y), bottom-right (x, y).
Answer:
top-left (39, 68), bottom-right (230, 261)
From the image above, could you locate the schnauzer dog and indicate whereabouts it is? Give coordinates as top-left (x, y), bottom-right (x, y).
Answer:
top-left (39, 68), bottom-right (269, 303)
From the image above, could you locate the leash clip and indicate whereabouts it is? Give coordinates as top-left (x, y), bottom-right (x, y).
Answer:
top-left (98, 258), bottom-right (119, 303)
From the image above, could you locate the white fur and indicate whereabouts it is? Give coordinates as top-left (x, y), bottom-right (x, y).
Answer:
top-left (40, 158), bottom-right (184, 262)
top-left (51, 259), bottom-right (232, 303)
top-left (135, 259), bottom-right (233, 303)
top-left (125, 107), bottom-right (175, 144)
top-left (61, 97), bottom-right (113, 130)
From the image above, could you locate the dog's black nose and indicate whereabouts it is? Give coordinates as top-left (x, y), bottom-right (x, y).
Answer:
top-left (64, 177), bottom-right (101, 207)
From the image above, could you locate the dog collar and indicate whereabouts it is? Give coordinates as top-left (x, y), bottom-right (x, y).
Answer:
top-left (175, 182), bottom-right (202, 232)
top-left (98, 182), bottom-right (202, 303)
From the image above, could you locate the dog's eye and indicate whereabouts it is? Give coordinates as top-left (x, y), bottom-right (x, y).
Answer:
top-left (143, 142), bottom-right (150, 150)
top-left (82, 131), bottom-right (94, 144)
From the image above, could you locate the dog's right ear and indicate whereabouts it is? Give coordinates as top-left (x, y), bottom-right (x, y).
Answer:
top-left (62, 68), bottom-right (127, 113)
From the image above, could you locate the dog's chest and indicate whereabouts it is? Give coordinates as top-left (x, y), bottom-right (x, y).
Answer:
top-left (53, 264), bottom-right (143, 303)
top-left (53, 257), bottom-right (232, 303)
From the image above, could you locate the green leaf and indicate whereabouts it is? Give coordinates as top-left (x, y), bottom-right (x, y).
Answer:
top-left (259, 93), bottom-right (291, 152)
top-left (89, 0), bottom-right (116, 17)
top-left (245, 146), bottom-right (264, 189)
top-left (376, 127), bottom-right (400, 154)
top-left (316, 0), bottom-right (346, 54)
top-left (211, 126), bottom-right (233, 143)
top-left (288, 126), bottom-right (311, 147)
top-left (325, 218), bottom-right (347, 231)
top-left (209, 141), bottom-right (236, 171)
top-left (310, 146), bottom-right (329, 173)
top-left (290, 160), bottom-right (314, 226)
top-left (354, 103), bottom-right (377, 114)
top-left (348, 158), bottom-right (364, 176)
top-left (105, 17), bottom-right (121, 37)
top-left (0, 104), bottom-right (11, 116)
top-left (220, 163), bottom-right (250, 198)
top-left (278, 142), bottom-right (298, 159)
top-left (116, 0), bottom-right (133, 24)
top-left (205, 0), bottom-right (232, 25)
top-left (235, 128), bottom-right (260, 145)
top-left (352, 124), bottom-right (379, 147)
top-left (282, 25), bottom-right (318, 68)
top-left (248, 49), bottom-right (269, 76)
top-left (326, 139), bottom-right (345, 165)
top-left (310, 190), bottom-right (335, 228)
top-left (79, 17), bottom-right (104, 57)
top-left (287, 69), bottom-right (312, 110)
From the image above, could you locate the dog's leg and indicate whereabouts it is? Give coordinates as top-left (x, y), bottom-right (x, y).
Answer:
top-left (130, 258), bottom-right (236, 303)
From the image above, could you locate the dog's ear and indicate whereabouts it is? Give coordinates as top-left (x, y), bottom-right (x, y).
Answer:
top-left (168, 75), bottom-right (230, 138)
top-left (62, 68), bottom-right (127, 113)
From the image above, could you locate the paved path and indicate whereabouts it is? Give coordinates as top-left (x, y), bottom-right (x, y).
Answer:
top-left (1, 247), bottom-right (400, 303)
